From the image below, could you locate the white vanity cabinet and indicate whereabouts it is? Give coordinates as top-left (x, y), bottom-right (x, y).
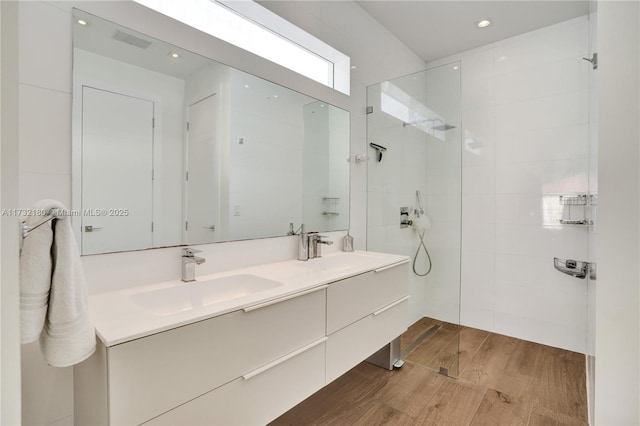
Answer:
top-left (76, 254), bottom-right (410, 425)
top-left (326, 260), bottom-right (410, 382)
top-left (75, 287), bottom-right (327, 425)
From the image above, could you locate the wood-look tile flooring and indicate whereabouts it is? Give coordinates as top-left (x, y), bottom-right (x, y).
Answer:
top-left (270, 317), bottom-right (588, 426)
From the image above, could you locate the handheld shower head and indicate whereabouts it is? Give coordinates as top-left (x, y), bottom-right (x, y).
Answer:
top-left (415, 190), bottom-right (425, 216)
top-left (369, 143), bottom-right (387, 162)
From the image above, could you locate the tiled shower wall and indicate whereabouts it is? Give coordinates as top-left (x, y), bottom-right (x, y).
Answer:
top-left (431, 16), bottom-right (591, 353)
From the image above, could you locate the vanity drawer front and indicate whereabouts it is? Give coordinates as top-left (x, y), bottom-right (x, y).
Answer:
top-left (108, 287), bottom-right (326, 426)
top-left (326, 296), bottom-right (409, 383)
top-left (327, 260), bottom-right (409, 334)
top-left (144, 340), bottom-right (326, 426)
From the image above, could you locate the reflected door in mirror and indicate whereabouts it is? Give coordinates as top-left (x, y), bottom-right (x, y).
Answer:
top-left (186, 93), bottom-right (220, 244)
top-left (81, 86), bottom-right (153, 254)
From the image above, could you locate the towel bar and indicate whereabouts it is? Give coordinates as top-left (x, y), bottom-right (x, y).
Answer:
top-left (19, 209), bottom-right (59, 249)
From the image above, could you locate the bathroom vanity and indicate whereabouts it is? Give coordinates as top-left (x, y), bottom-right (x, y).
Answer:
top-left (74, 251), bottom-right (409, 425)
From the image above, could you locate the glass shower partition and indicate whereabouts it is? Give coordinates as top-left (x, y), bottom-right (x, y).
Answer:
top-left (366, 63), bottom-right (462, 377)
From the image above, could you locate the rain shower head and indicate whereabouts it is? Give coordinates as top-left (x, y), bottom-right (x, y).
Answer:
top-left (432, 123), bottom-right (456, 131)
top-left (403, 118), bottom-right (456, 132)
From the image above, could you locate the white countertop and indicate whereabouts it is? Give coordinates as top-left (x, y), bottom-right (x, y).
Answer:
top-left (89, 250), bottom-right (409, 346)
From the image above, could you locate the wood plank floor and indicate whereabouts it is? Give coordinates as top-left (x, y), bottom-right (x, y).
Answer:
top-left (270, 318), bottom-right (588, 426)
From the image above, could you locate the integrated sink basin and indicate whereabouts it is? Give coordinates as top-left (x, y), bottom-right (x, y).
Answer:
top-left (295, 252), bottom-right (379, 273)
top-left (131, 274), bottom-right (284, 316)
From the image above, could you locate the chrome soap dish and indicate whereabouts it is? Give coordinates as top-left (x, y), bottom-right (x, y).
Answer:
top-left (553, 257), bottom-right (589, 279)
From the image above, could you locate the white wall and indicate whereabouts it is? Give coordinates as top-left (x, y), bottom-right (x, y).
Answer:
top-left (17, 2), bottom-right (75, 424)
top-left (429, 17), bottom-right (592, 353)
top-left (228, 69), bottom-right (305, 240)
top-left (184, 60), bottom-right (230, 242)
top-left (72, 49), bottom-right (185, 249)
top-left (595, 1), bottom-right (640, 424)
top-left (11, 1), bottom-right (425, 424)
top-left (1, 1), bottom-right (22, 424)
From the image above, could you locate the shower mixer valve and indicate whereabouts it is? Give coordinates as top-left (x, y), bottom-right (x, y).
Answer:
top-left (400, 207), bottom-right (410, 228)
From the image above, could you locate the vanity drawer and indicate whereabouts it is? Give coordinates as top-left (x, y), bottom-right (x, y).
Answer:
top-left (327, 260), bottom-right (409, 334)
top-left (108, 287), bottom-right (326, 425)
top-left (144, 340), bottom-right (326, 426)
top-left (326, 296), bottom-right (409, 383)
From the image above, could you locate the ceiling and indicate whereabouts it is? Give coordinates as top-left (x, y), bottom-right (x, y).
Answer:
top-left (73, 10), bottom-right (212, 80)
top-left (356, 1), bottom-right (590, 63)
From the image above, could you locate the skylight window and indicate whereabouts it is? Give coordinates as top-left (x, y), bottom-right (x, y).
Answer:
top-left (132, 0), bottom-right (350, 95)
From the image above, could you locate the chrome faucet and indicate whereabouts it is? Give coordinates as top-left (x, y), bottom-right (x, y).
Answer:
top-left (181, 248), bottom-right (206, 282)
top-left (309, 234), bottom-right (333, 259)
top-left (297, 224), bottom-right (309, 261)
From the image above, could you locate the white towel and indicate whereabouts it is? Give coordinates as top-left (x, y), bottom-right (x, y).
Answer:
top-left (20, 199), bottom-right (96, 367)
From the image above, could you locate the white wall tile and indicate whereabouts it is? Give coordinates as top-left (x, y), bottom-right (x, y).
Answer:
top-left (495, 90), bottom-right (589, 135)
top-left (19, 172), bottom-right (71, 209)
top-left (462, 165), bottom-right (495, 195)
top-left (349, 190), bottom-right (367, 251)
top-left (496, 125), bottom-right (589, 164)
top-left (494, 312), bottom-right (586, 353)
top-left (460, 307), bottom-right (494, 331)
top-left (462, 222), bottom-right (495, 253)
top-left (18, 2), bottom-right (72, 93)
top-left (461, 51), bottom-right (494, 110)
top-left (462, 107), bottom-right (495, 167)
top-left (461, 250), bottom-right (495, 311)
top-left (495, 57), bottom-right (589, 105)
top-left (19, 84), bottom-right (72, 175)
top-left (494, 280), bottom-right (587, 329)
top-left (432, 18), bottom-right (591, 354)
top-left (495, 224), bottom-right (589, 258)
top-left (493, 19), bottom-right (588, 75)
top-left (495, 159), bottom-right (589, 195)
top-left (462, 194), bottom-right (495, 224)
top-left (495, 254), bottom-right (556, 287)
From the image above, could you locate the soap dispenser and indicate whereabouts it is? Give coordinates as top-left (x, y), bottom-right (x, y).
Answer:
top-left (342, 232), bottom-right (354, 252)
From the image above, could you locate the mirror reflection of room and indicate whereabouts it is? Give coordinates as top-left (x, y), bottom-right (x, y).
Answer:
top-left (72, 10), bottom-right (350, 255)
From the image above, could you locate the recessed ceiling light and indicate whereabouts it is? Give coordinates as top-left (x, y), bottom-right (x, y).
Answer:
top-left (351, 65), bottom-right (357, 70)
top-left (476, 18), bottom-right (492, 29)
top-left (169, 52), bottom-right (180, 59)
top-left (453, 65), bottom-right (459, 70)
top-left (76, 19), bottom-right (88, 26)
top-left (244, 84), bottom-right (250, 89)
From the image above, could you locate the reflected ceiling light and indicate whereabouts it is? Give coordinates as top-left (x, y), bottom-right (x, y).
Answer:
top-left (476, 18), bottom-right (492, 28)
top-left (76, 19), bottom-right (88, 26)
top-left (244, 84), bottom-right (250, 89)
top-left (453, 65), bottom-right (459, 70)
top-left (169, 52), bottom-right (180, 58)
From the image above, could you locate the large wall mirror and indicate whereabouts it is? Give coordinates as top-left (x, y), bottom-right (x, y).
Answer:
top-left (71, 10), bottom-right (350, 255)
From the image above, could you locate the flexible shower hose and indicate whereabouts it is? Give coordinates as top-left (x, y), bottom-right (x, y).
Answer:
top-left (413, 230), bottom-right (432, 277)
